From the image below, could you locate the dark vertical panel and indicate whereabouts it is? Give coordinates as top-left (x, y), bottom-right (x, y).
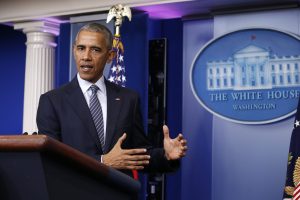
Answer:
top-left (55, 23), bottom-right (70, 87)
top-left (161, 19), bottom-right (183, 200)
top-left (122, 13), bottom-right (149, 128)
top-left (0, 24), bottom-right (26, 134)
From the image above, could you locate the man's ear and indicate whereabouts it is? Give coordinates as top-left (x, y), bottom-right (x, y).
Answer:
top-left (106, 50), bottom-right (116, 64)
top-left (73, 44), bottom-right (76, 57)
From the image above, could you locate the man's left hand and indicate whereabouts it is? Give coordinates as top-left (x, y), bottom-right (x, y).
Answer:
top-left (163, 125), bottom-right (187, 160)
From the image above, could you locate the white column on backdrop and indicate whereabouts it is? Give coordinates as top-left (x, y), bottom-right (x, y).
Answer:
top-left (14, 21), bottom-right (59, 133)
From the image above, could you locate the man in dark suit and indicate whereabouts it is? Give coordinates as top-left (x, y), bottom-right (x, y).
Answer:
top-left (36, 23), bottom-right (187, 176)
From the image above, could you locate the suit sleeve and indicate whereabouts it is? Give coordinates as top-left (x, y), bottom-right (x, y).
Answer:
top-left (36, 93), bottom-right (62, 141)
top-left (125, 93), bottom-right (179, 173)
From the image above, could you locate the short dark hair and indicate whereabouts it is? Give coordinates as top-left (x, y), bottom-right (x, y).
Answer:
top-left (75, 23), bottom-right (113, 50)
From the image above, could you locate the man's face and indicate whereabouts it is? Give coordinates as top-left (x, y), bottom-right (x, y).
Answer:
top-left (73, 30), bottom-right (114, 83)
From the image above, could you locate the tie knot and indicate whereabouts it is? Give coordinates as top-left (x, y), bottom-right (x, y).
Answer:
top-left (90, 85), bottom-right (99, 94)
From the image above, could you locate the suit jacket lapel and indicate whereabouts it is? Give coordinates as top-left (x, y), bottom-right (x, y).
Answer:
top-left (64, 77), bottom-right (103, 153)
top-left (105, 80), bottom-right (122, 153)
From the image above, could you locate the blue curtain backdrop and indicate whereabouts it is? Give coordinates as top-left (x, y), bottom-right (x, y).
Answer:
top-left (0, 24), bottom-right (26, 134)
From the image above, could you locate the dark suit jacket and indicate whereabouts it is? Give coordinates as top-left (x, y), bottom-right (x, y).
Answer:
top-left (37, 77), bottom-right (177, 177)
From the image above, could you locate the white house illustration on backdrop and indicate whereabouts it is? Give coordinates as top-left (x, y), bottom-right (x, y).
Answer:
top-left (206, 44), bottom-right (300, 90)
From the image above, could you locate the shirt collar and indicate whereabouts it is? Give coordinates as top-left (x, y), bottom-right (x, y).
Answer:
top-left (77, 73), bottom-right (106, 95)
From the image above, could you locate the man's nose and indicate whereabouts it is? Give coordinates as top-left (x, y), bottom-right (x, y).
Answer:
top-left (82, 50), bottom-right (92, 60)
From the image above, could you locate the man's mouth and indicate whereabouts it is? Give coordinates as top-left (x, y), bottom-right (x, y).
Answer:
top-left (80, 65), bottom-right (93, 72)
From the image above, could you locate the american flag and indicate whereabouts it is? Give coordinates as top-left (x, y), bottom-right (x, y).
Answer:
top-left (108, 35), bottom-right (126, 87)
top-left (293, 182), bottom-right (300, 200)
top-left (284, 100), bottom-right (300, 199)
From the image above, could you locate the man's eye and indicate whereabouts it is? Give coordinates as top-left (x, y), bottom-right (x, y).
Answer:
top-left (77, 47), bottom-right (84, 51)
top-left (92, 48), bottom-right (101, 52)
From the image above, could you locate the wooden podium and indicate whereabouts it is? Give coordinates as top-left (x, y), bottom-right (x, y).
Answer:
top-left (0, 135), bottom-right (140, 200)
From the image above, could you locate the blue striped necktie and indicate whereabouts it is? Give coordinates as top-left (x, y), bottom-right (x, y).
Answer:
top-left (89, 85), bottom-right (105, 150)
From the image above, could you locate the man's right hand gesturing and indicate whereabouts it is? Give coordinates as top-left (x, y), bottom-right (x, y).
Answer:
top-left (102, 133), bottom-right (151, 170)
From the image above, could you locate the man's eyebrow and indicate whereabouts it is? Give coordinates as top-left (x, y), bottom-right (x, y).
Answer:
top-left (90, 45), bottom-right (101, 49)
top-left (75, 44), bottom-right (85, 47)
top-left (75, 44), bottom-right (101, 49)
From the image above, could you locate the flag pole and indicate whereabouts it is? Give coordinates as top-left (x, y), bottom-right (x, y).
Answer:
top-left (106, 4), bottom-right (131, 87)
top-left (107, 4), bottom-right (132, 36)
